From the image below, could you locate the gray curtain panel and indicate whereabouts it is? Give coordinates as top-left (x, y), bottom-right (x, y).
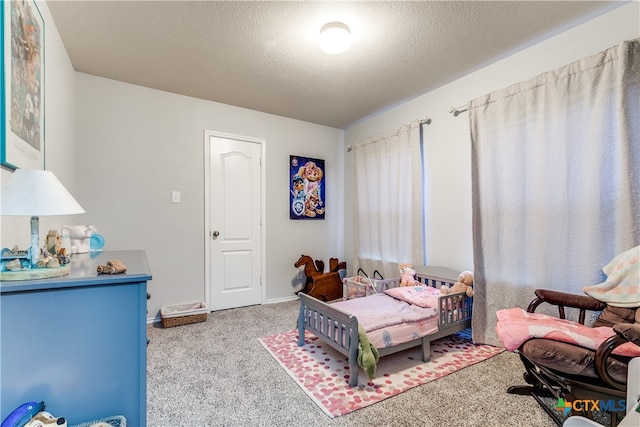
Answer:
top-left (469, 38), bottom-right (640, 346)
top-left (352, 119), bottom-right (425, 279)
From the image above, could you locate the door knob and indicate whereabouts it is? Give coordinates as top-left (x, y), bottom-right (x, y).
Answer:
top-left (212, 230), bottom-right (220, 237)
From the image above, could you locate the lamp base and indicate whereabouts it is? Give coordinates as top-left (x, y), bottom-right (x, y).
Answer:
top-left (0, 265), bottom-right (71, 281)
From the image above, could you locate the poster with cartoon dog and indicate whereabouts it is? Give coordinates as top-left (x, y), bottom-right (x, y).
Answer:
top-left (290, 155), bottom-right (325, 219)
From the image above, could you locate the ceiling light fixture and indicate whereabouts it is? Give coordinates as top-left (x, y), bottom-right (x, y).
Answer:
top-left (319, 22), bottom-right (351, 55)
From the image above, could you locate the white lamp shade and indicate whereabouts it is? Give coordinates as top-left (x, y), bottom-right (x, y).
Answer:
top-left (1, 169), bottom-right (85, 216)
top-left (319, 22), bottom-right (351, 55)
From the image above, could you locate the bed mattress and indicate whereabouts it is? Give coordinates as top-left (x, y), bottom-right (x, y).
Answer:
top-left (331, 293), bottom-right (439, 349)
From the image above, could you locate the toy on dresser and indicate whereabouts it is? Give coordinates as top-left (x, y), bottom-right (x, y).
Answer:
top-left (61, 225), bottom-right (96, 254)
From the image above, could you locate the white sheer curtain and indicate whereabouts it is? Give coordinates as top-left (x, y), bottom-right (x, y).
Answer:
top-left (470, 39), bottom-right (640, 346)
top-left (352, 119), bottom-right (424, 279)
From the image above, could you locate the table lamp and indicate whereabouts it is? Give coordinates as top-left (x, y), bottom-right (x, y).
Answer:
top-left (1, 169), bottom-right (85, 280)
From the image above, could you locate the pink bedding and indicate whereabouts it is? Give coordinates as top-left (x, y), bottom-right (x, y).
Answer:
top-left (366, 315), bottom-right (439, 349)
top-left (332, 293), bottom-right (439, 348)
top-left (496, 307), bottom-right (640, 357)
top-left (384, 285), bottom-right (440, 309)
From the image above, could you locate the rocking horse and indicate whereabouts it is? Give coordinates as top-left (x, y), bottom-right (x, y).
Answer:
top-left (294, 254), bottom-right (346, 302)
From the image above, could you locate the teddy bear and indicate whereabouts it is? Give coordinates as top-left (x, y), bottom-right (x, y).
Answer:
top-left (398, 263), bottom-right (417, 287)
top-left (441, 270), bottom-right (474, 297)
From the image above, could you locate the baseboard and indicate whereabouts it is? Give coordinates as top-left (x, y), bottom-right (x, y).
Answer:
top-left (264, 295), bottom-right (299, 304)
top-left (146, 296), bottom-right (298, 324)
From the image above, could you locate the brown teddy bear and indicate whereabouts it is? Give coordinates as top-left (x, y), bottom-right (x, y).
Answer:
top-left (441, 270), bottom-right (474, 297)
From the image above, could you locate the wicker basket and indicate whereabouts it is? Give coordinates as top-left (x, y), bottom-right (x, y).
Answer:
top-left (160, 301), bottom-right (208, 328)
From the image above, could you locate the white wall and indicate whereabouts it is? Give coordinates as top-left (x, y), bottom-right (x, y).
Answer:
top-left (1, 1), bottom-right (80, 255)
top-left (343, 2), bottom-right (640, 273)
top-left (75, 74), bottom-right (344, 320)
top-left (5, 1), bottom-right (637, 324)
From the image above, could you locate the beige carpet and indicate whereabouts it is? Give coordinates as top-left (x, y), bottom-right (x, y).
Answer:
top-left (259, 328), bottom-right (505, 417)
top-left (147, 299), bottom-right (560, 426)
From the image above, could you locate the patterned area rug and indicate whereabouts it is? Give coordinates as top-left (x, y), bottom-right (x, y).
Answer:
top-left (258, 329), bottom-right (504, 418)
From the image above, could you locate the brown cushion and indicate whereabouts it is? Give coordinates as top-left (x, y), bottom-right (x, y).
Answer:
top-left (593, 306), bottom-right (637, 328)
top-left (520, 338), bottom-right (628, 384)
top-left (613, 323), bottom-right (640, 346)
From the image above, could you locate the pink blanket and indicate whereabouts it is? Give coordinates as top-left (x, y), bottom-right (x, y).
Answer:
top-left (332, 293), bottom-right (437, 332)
top-left (495, 307), bottom-right (640, 357)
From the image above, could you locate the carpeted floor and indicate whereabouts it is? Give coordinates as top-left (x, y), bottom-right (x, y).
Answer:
top-left (259, 328), bottom-right (505, 417)
top-left (147, 299), bottom-right (560, 427)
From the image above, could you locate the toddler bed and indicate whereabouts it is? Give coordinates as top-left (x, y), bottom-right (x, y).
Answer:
top-left (297, 266), bottom-right (473, 386)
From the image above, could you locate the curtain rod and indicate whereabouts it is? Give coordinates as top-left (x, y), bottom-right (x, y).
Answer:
top-left (449, 105), bottom-right (468, 117)
top-left (347, 116), bottom-right (431, 152)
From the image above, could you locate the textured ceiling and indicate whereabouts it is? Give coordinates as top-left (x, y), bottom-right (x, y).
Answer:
top-left (47, 1), bottom-right (623, 129)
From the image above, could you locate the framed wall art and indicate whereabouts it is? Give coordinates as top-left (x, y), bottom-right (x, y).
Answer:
top-left (290, 155), bottom-right (325, 220)
top-left (1, 0), bottom-right (45, 170)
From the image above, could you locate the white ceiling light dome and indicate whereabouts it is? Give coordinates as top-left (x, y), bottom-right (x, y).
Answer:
top-left (319, 22), bottom-right (351, 55)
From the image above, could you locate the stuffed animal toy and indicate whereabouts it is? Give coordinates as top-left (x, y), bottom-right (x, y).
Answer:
top-left (357, 324), bottom-right (379, 381)
top-left (441, 270), bottom-right (474, 297)
top-left (399, 263), bottom-right (416, 287)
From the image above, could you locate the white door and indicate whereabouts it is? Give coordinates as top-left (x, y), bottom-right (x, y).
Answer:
top-left (206, 132), bottom-right (263, 311)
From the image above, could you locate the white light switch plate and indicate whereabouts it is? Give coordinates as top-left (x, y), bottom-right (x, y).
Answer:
top-left (171, 191), bottom-right (181, 203)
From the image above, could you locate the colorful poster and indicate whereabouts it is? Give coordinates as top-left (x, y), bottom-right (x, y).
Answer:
top-left (290, 155), bottom-right (325, 220)
top-left (2, 0), bottom-right (46, 170)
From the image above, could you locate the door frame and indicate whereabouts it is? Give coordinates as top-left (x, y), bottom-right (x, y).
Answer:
top-left (203, 130), bottom-right (266, 311)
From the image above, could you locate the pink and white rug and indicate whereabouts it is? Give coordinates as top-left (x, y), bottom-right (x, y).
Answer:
top-left (258, 329), bottom-right (504, 417)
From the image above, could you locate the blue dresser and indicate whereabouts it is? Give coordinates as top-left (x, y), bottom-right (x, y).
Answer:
top-left (0, 250), bottom-right (151, 426)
